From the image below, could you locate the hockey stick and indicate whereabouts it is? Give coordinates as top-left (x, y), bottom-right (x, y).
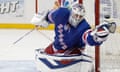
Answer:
top-left (12, 28), bottom-right (35, 45)
top-left (36, 30), bottom-right (53, 42)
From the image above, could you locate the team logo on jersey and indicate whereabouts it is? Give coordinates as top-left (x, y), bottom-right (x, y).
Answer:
top-left (64, 24), bottom-right (71, 32)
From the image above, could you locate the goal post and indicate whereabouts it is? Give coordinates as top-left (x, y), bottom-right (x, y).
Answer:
top-left (35, 0), bottom-right (38, 13)
top-left (95, 0), bottom-right (100, 72)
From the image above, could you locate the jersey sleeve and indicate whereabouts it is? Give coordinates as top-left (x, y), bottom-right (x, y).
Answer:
top-left (82, 22), bottom-right (103, 46)
top-left (47, 7), bottom-right (70, 25)
top-left (82, 29), bottom-right (103, 46)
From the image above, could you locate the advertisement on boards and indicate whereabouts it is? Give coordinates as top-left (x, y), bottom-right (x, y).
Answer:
top-left (0, 0), bottom-right (24, 18)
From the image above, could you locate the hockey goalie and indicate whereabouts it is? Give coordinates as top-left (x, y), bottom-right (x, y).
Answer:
top-left (31, 2), bottom-right (116, 72)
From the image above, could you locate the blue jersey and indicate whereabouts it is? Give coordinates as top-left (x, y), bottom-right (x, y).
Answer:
top-left (47, 7), bottom-right (101, 50)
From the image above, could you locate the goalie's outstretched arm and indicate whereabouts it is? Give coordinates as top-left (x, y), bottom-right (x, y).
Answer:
top-left (83, 21), bottom-right (116, 46)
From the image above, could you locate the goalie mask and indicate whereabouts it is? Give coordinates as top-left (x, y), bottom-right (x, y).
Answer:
top-left (69, 3), bottom-right (85, 27)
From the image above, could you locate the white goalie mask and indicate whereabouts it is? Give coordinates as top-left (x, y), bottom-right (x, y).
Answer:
top-left (69, 3), bottom-right (85, 27)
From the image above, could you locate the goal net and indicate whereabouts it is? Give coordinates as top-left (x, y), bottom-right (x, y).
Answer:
top-left (99, 0), bottom-right (120, 72)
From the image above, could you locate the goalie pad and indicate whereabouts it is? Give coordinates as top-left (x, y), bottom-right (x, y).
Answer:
top-left (35, 48), bottom-right (94, 72)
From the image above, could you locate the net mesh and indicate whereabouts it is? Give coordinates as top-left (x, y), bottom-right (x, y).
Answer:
top-left (100, 0), bottom-right (120, 72)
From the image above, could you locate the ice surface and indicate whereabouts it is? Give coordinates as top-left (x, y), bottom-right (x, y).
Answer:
top-left (0, 29), bottom-right (54, 72)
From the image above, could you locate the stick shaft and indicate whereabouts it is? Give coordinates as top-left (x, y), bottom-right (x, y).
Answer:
top-left (37, 30), bottom-right (53, 41)
top-left (13, 29), bottom-right (35, 45)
